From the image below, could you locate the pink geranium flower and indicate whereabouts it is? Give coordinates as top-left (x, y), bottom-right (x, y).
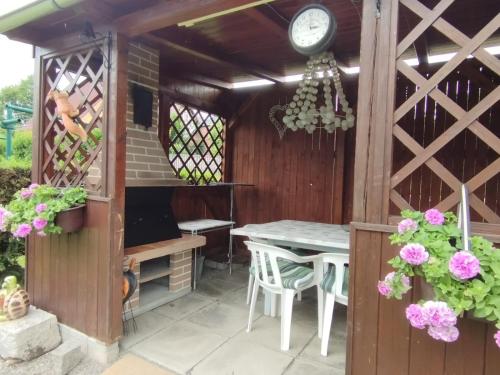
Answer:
top-left (449, 251), bottom-right (480, 280)
top-left (406, 304), bottom-right (427, 329)
top-left (428, 325), bottom-right (459, 342)
top-left (398, 218), bottom-right (418, 234)
top-left (400, 243), bottom-right (429, 265)
top-left (13, 223), bottom-right (32, 238)
top-left (20, 189), bottom-right (33, 199)
top-left (495, 330), bottom-right (500, 348)
top-left (0, 207), bottom-right (13, 231)
top-left (35, 203), bottom-right (48, 214)
top-left (423, 301), bottom-right (457, 328)
top-left (33, 217), bottom-right (48, 231)
top-left (29, 183), bottom-right (40, 190)
top-left (424, 208), bottom-right (445, 225)
top-left (377, 281), bottom-right (391, 297)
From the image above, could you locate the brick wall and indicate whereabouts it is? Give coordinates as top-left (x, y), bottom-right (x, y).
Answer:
top-left (169, 250), bottom-right (193, 292)
top-left (126, 42), bottom-right (184, 187)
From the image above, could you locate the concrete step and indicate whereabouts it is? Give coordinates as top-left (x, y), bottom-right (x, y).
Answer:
top-left (48, 340), bottom-right (83, 375)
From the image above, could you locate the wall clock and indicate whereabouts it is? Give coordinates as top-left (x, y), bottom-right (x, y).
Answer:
top-left (288, 4), bottom-right (337, 56)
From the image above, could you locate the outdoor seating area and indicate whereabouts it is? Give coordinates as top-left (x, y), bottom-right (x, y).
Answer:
top-left (119, 266), bottom-right (347, 375)
top-left (0, 0), bottom-right (498, 374)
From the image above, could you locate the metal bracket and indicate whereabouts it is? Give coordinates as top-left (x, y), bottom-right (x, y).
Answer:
top-left (375, 0), bottom-right (381, 18)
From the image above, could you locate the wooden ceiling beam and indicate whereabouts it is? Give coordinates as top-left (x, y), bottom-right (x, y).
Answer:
top-left (115, 0), bottom-right (271, 37)
top-left (244, 8), bottom-right (288, 39)
top-left (179, 74), bottom-right (233, 90)
top-left (143, 33), bottom-right (280, 83)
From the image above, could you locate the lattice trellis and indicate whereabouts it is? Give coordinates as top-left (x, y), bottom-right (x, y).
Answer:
top-left (41, 42), bottom-right (108, 193)
top-left (168, 102), bottom-right (225, 185)
top-left (391, 0), bottom-right (500, 223)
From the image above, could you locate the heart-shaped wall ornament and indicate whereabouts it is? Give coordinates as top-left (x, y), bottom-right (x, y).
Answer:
top-left (268, 104), bottom-right (288, 140)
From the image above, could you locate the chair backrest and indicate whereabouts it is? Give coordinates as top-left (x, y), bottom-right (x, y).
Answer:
top-left (245, 241), bottom-right (320, 292)
top-left (320, 253), bottom-right (349, 305)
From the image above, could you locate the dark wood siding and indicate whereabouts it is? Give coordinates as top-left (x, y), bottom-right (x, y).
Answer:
top-left (229, 89), bottom-right (350, 227)
top-left (348, 223), bottom-right (500, 375)
top-left (27, 198), bottom-right (119, 343)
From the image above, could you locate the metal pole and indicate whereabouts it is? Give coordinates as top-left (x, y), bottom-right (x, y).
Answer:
top-left (5, 106), bottom-right (13, 159)
top-left (457, 184), bottom-right (471, 251)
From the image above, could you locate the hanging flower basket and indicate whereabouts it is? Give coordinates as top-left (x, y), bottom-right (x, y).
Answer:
top-left (378, 208), bottom-right (500, 349)
top-left (0, 184), bottom-right (88, 238)
top-left (54, 204), bottom-right (85, 233)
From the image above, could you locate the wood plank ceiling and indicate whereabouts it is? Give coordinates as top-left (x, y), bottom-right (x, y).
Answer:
top-left (4, 0), bottom-right (499, 87)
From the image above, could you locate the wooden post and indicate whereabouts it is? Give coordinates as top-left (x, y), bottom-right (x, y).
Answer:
top-left (348, 0), bottom-right (399, 374)
top-left (105, 31), bottom-right (129, 342)
top-left (351, 0), bottom-right (399, 225)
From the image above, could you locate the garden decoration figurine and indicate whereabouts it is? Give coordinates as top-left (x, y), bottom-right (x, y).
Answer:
top-left (0, 275), bottom-right (30, 321)
top-left (377, 206), bottom-right (500, 349)
top-left (0, 184), bottom-right (87, 237)
top-left (47, 90), bottom-right (88, 142)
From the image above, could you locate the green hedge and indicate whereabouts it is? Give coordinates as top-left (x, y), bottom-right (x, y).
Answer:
top-left (0, 166), bottom-right (30, 282)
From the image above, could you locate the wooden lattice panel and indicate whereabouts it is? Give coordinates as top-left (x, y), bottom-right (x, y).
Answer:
top-left (391, 0), bottom-right (500, 223)
top-left (168, 102), bottom-right (225, 185)
top-left (41, 43), bottom-right (108, 193)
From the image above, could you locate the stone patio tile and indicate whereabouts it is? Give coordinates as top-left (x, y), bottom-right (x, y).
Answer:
top-left (120, 311), bottom-right (175, 350)
top-left (186, 301), bottom-right (253, 338)
top-left (207, 268), bottom-right (250, 287)
top-left (191, 337), bottom-right (293, 375)
top-left (194, 277), bottom-right (242, 298)
top-left (153, 293), bottom-right (214, 321)
top-left (235, 315), bottom-right (316, 357)
top-left (299, 308), bottom-right (347, 370)
top-left (130, 320), bottom-right (226, 375)
top-left (217, 285), bottom-right (264, 310)
top-left (284, 358), bottom-right (342, 375)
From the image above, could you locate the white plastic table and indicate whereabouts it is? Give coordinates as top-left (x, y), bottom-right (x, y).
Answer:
top-left (178, 219), bottom-right (235, 289)
top-left (230, 220), bottom-right (350, 253)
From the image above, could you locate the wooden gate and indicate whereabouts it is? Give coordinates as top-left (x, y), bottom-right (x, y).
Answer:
top-left (348, 0), bottom-right (499, 374)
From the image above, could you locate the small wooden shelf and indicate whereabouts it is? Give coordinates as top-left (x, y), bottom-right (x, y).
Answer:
top-left (140, 262), bottom-right (172, 283)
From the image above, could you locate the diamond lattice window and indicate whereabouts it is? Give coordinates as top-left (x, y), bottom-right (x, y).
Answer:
top-left (168, 103), bottom-right (225, 185)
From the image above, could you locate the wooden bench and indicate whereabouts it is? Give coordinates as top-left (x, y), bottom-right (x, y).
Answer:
top-left (124, 234), bottom-right (206, 313)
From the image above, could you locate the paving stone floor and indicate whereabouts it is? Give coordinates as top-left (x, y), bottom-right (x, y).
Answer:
top-left (120, 267), bottom-right (347, 375)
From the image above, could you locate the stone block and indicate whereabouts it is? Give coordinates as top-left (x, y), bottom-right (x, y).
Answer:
top-left (0, 307), bottom-right (61, 361)
top-left (48, 340), bottom-right (83, 375)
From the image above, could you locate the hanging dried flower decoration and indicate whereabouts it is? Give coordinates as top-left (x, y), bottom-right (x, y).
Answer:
top-left (282, 52), bottom-right (355, 134)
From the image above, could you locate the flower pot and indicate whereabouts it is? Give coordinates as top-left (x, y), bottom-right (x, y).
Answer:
top-left (55, 205), bottom-right (85, 233)
top-left (464, 311), bottom-right (494, 325)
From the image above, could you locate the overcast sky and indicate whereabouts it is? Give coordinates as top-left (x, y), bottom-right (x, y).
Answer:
top-left (0, 0), bottom-right (37, 88)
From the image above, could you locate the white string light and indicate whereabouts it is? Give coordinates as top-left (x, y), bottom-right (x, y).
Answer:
top-left (282, 52), bottom-right (355, 134)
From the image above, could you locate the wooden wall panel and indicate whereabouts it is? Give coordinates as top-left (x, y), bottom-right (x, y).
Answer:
top-left (348, 223), bottom-right (499, 375)
top-left (27, 198), bottom-right (113, 343)
top-left (230, 88), bottom-right (349, 232)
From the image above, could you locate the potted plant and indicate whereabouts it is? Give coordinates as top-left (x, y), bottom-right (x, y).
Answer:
top-left (378, 208), bottom-right (500, 349)
top-left (0, 184), bottom-right (87, 238)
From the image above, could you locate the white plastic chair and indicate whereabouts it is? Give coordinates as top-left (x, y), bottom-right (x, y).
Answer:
top-left (245, 241), bottom-right (322, 351)
top-left (316, 252), bottom-right (349, 357)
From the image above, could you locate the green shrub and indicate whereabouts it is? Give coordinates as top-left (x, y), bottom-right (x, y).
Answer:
top-left (0, 158), bottom-right (31, 170)
top-left (0, 167), bottom-right (30, 284)
top-left (12, 131), bottom-right (32, 161)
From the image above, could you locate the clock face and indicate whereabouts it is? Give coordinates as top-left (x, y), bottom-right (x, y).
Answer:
top-left (291, 8), bottom-right (330, 48)
top-left (288, 5), bottom-right (336, 56)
